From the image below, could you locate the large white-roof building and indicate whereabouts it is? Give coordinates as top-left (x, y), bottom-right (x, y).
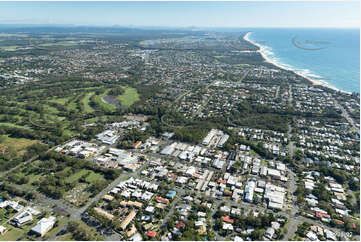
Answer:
top-left (30, 216), bottom-right (56, 237)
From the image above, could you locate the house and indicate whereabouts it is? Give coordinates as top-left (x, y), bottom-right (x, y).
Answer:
top-left (143, 223), bottom-right (154, 231)
top-left (220, 206), bottom-right (231, 213)
top-left (306, 231), bottom-right (318, 241)
top-left (223, 223), bottom-right (234, 230)
top-left (120, 210), bottom-right (137, 231)
top-left (0, 226), bottom-right (7, 235)
top-left (127, 224), bottom-right (137, 237)
top-left (234, 236), bottom-right (244, 242)
top-left (12, 210), bottom-right (33, 227)
top-left (133, 141), bottom-right (142, 149)
top-left (30, 216), bottom-right (56, 237)
top-left (175, 222), bottom-right (185, 229)
top-left (94, 208), bottom-right (114, 220)
top-left (333, 219), bottom-right (344, 225)
top-left (264, 227), bottom-right (275, 239)
top-left (197, 224), bottom-right (207, 235)
top-left (195, 221), bottom-right (204, 227)
top-left (185, 166), bottom-right (196, 176)
top-left (271, 221), bottom-right (281, 230)
top-left (244, 181), bottom-right (256, 203)
top-left (166, 190), bottom-right (176, 199)
top-left (315, 211), bottom-right (330, 219)
top-left (222, 216), bottom-right (234, 224)
top-left (155, 197), bottom-right (169, 205)
top-left (120, 201), bottom-right (143, 209)
top-left (130, 233), bottom-right (143, 241)
top-left (154, 203), bottom-right (166, 209)
top-left (264, 183), bottom-right (285, 210)
top-left (96, 130), bottom-right (119, 145)
top-left (324, 229), bottom-right (336, 241)
top-left (103, 195), bottom-right (114, 202)
top-left (146, 231), bottom-right (157, 238)
top-left (145, 206), bottom-right (155, 214)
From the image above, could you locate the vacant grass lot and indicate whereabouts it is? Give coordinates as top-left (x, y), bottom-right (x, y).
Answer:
top-left (65, 169), bottom-right (106, 184)
top-left (8, 157), bottom-right (110, 207)
top-left (0, 135), bottom-right (39, 155)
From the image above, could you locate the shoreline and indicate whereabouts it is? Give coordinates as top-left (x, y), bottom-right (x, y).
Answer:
top-left (243, 32), bottom-right (350, 94)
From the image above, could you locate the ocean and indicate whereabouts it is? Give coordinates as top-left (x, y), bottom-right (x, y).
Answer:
top-left (245, 28), bottom-right (360, 93)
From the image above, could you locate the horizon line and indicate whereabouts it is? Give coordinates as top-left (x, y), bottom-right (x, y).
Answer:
top-left (0, 24), bottom-right (359, 29)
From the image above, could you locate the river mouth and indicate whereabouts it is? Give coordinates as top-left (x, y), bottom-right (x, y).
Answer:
top-left (102, 95), bottom-right (127, 110)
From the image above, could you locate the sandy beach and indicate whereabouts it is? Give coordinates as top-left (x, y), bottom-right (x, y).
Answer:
top-left (243, 32), bottom-right (347, 93)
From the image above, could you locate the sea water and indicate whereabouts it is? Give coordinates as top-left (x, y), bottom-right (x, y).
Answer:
top-left (247, 28), bottom-right (360, 93)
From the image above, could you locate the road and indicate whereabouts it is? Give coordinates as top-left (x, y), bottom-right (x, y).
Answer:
top-left (282, 218), bottom-right (301, 241)
top-left (160, 190), bottom-right (184, 228)
top-left (193, 79), bottom-right (221, 117)
top-left (0, 143), bottom-right (61, 178)
top-left (287, 123), bottom-right (295, 158)
top-left (275, 86), bottom-right (280, 99)
top-left (0, 155), bottom-right (38, 178)
top-left (334, 99), bottom-right (359, 134)
top-left (211, 200), bottom-right (226, 241)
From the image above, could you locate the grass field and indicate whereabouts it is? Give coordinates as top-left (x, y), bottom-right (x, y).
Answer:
top-left (0, 135), bottom-right (39, 155)
top-left (1, 216), bottom-right (40, 241)
top-left (81, 92), bottom-right (95, 113)
top-left (55, 233), bottom-right (74, 241)
top-left (55, 220), bottom-right (98, 241)
top-left (116, 87), bottom-right (140, 107)
top-left (0, 226), bottom-right (24, 241)
top-left (65, 169), bottom-right (91, 183)
top-left (85, 171), bottom-right (104, 183)
top-left (45, 216), bottom-right (69, 239)
top-left (49, 97), bottom-right (69, 105)
top-left (65, 169), bottom-right (106, 184)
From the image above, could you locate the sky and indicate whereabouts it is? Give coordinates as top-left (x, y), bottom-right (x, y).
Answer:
top-left (0, 1), bottom-right (359, 28)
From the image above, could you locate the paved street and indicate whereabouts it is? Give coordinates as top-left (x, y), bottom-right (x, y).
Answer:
top-left (334, 99), bottom-right (359, 134)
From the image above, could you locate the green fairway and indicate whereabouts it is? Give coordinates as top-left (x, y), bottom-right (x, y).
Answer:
top-left (49, 97), bottom-right (69, 105)
top-left (116, 87), bottom-right (139, 107)
top-left (43, 104), bottom-right (60, 114)
top-left (81, 92), bottom-right (95, 113)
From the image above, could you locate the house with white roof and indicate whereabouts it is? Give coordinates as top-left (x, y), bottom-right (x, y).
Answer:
top-left (30, 216), bottom-right (56, 237)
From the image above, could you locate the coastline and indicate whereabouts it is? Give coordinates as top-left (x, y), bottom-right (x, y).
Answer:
top-left (243, 32), bottom-right (350, 94)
